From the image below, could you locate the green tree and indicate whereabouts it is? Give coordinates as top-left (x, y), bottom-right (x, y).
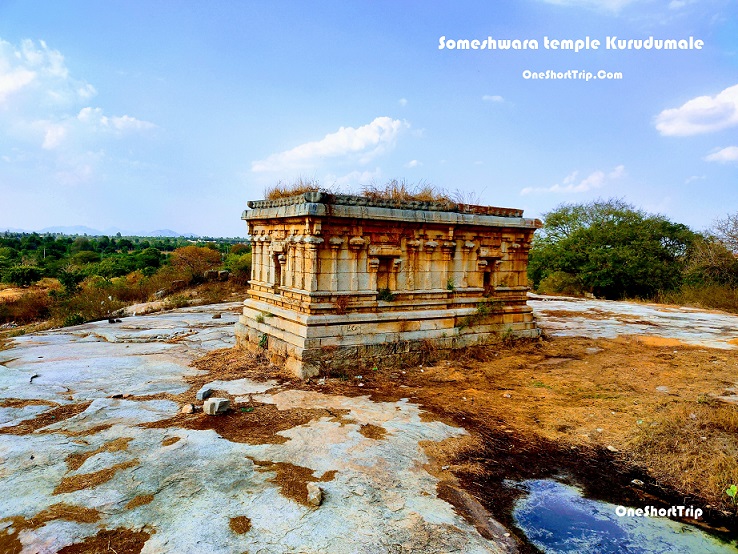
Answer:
top-left (529, 199), bottom-right (696, 299)
top-left (168, 245), bottom-right (222, 282)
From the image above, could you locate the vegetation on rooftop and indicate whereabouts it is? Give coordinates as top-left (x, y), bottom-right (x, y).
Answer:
top-left (264, 178), bottom-right (460, 205)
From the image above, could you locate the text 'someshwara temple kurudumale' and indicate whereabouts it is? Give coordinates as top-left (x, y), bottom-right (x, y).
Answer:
top-left (235, 192), bottom-right (542, 377)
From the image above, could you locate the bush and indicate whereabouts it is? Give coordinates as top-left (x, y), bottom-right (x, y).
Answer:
top-left (536, 271), bottom-right (586, 297)
top-left (3, 265), bottom-right (42, 287)
top-left (224, 253), bottom-right (251, 285)
top-left (0, 290), bottom-right (51, 323)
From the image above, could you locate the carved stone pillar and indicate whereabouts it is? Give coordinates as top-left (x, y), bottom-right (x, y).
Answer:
top-left (349, 237), bottom-right (365, 292)
top-left (406, 239), bottom-right (420, 291)
top-left (462, 241), bottom-right (476, 287)
top-left (329, 237), bottom-right (342, 292)
top-left (303, 235), bottom-right (323, 292)
top-left (424, 240), bottom-right (438, 290)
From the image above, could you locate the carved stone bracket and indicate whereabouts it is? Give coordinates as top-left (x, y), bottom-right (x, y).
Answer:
top-left (349, 237), bottom-right (366, 250)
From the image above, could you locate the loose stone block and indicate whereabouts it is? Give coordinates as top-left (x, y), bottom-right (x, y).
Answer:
top-left (307, 483), bottom-right (323, 506)
top-left (196, 387), bottom-right (213, 401)
top-left (235, 192), bottom-right (542, 377)
top-left (203, 397), bottom-right (230, 415)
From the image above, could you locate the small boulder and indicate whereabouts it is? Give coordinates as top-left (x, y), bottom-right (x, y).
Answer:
top-left (196, 387), bottom-right (213, 401)
top-left (181, 403), bottom-right (195, 414)
top-left (212, 313), bottom-right (222, 319)
top-left (203, 397), bottom-right (230, 415)
top-left (306, 483), bottom-right (322, 506)
top-left (218, 270), bottom-right (230, 281)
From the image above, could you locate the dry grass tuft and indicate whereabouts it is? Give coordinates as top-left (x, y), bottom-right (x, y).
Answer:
top-left (264, 178), bottom-right (324, 200)
top-left (161, 436), bottom-right (180, 446)
top-left (361, 179), bottom-right (453, 204)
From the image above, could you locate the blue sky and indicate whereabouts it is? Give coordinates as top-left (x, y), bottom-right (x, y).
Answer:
top-left (0, 0), bottom-right (736, 237)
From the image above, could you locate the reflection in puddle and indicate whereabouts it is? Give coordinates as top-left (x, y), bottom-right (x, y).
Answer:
top-left (512, 479), bottom-right (738, 553)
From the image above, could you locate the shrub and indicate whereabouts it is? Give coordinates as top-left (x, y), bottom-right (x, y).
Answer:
top-left (4, 265), bottom-right (42, 287)
top-left (0, 290), bottom-right (51, 323)
top-left (537, 271), bottom-right (586, 297)
top-left (225, 253), bottom-right (252, 285)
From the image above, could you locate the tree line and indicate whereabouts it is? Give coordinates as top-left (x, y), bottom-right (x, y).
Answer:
top-left (528, 199), bottom-right (738, 310)
top-left (0, 233), bottom-right (251, 326)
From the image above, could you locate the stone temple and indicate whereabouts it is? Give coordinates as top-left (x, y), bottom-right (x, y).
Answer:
top-left (235, 191), bottom-right (541, 377)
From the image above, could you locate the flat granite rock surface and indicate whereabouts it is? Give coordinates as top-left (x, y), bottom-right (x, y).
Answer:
top-left (0, 303), bottom-right (509, 554)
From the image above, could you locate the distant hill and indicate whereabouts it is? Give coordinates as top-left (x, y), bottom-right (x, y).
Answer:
top-left (4, 226), bottom-right (196, 237)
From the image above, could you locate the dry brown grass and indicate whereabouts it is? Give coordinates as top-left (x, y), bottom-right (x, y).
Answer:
top-left (125, 494), bottom-right (154, 510)
top-left (0, 401), bottom-right (92, 435)
top-left (161, 436), bottom-right (180, 446)
top-left (229, 515), bottom-right (252, 534)
top-left (65, 437), bottom-right (134, 471)
top-left (193, 335), bottom-right (738, 514)
top-left (361, 179), bottom-right (453, 204)
top-left (144, 402), bottom-right (338, 445)
top-left (264, 178), bottom-right (323, 200)
top-left (358, 423), bottom-right (387, 440)
top-left (252, 460), bottom-right (336, 506)
top-left (56, 528), bottom-right (150, 554)
top-left (53, 459), bottom-right (139, 495)
top-left (0, 503), bottom-right (103, 554)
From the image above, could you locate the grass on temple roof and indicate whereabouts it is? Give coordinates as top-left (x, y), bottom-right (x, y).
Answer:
top-left (264, 178), bottom-right (465, 205)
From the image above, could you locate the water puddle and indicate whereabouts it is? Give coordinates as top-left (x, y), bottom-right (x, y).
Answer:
top-left (512, 479), bottom-right (738, 553)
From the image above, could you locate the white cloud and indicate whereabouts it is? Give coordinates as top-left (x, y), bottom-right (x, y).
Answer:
top-left (405, 159), bottom-right (421, 168)
top-left (0, 67), bottom-right (35, 102)
top-left (704, 146), bottom-right (738, 164)
top-left (42, 123), bottom-right (67, 150)
top-left (482, 95), bottom-right (504, 103)
top-left (398, 98), bottom-right (408, 107)
top-left (521, 165), bottom-right (625, 195)
top-left (538, 0), bottom-right (638, 12)
top-left (329, 168), bottom-right (383, 189)
top-left (684, 175), bottom-right (706, 184)
top-left (78, 107), bottom-right (155, 132)
top-left (655, 84), bottom-right (738, 136)
top-left (252, 117), bottom-right (408, 172)
top-left (0, 38), bottom-right (156, 188)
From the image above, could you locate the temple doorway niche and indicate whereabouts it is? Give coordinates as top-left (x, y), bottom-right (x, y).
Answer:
top-left (377, 257), bottom-right (393, 291)
top-left (483, 270), bottom-right (493, 297)
top-left (273, 254), bottom-right (282, 293)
